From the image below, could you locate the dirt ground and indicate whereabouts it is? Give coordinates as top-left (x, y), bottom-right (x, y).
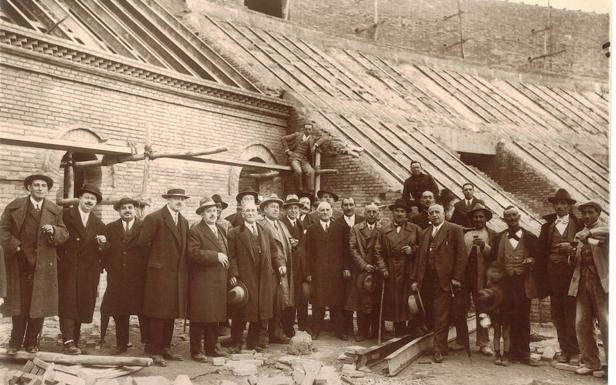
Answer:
top-left (0, 318), bottom-right (606, 385)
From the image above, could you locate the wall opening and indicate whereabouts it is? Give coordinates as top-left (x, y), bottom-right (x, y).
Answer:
top-left (244, 0), bottom-right (284, 18)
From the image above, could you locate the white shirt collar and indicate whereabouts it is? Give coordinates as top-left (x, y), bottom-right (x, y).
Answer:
top-left (245, 221), bottom-right (257, 230)
top-left (122, 217), bottom-right (135, 230)
top-left (30, 196), bottom-right (43, 209)
top-left (367, 222), bottom-right (376, 230)
top-left (320, 219), bottom-right (330, 231)
top-left (302, 134), bottom-right (310, 142)
top-left (287, 216), bottom-right (296, 224)
top-left (555, 214), bottom-right (570, 222)
top-left (344, 214), bottom-right (355, 226)
top-left (207, 222), bottom-right (218, 232)
top-left (432, 221), bottom-right (444, 235)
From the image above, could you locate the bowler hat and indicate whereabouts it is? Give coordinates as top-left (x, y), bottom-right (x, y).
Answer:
top-left (578, 200), bottom-right (602, 213)
top-left (547, 188), bottom-right (576, 204)
top-left (24, 174), bottom-right (54, 190)
top-left (317, 189), bottom-right (339, 202)
top-left (259, 193), bottom-right (284, 209)
top-left (212, 194), bottom-right (228, 210)
top-left (283, 196), bottom-right (301, 208)
top-left (78, 184), bottom-right (102, 203)
top-left (113, 196), bottom-right (139, 211)
top-left (196, 196), bottom-right (217, 215)
top-left (388, 198), bottom-right (410, 212)
top-left (467, 202), bottom-right (493, 221)
top-left (356, 272), bottom-right (375, 294)
top-left (228, 281), bottom-right (249, 308)
top-left (162, 188), bottom-right (189, 200)
top-left (236, 187), bottom-right (259, 204)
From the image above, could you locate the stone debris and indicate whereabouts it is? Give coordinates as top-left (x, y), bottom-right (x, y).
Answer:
top-left (212, 357), bottom-right (227, 366)
top-left (336, 353), bottom-right (355, 365)
top-left (226, 361), bottom-right (259, 376)
top-left (340, 364), bottom-right (365, 378)
top-left (314, 365), bottom-right (341, 385)
top-left (173, 374), bottom-right (193, 385)
top-left (132, 376), bottom-right (171, 385)
top-left (552, 362), bottom-right (579, 372)
top-left (287, 331), bottom-right (313, 356)
top-left (256, 375), bottom-right (294, 385)
top-left (593, 370), bottom-right (606, 378)
top-left (231, 353), bottom-right (258, 361)
top-left (342, 346), bottom-right (364, 356)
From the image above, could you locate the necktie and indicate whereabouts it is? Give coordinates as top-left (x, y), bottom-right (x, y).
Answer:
top-left (124, 221), bottom-right (129, 234)
top-left (555, 218), bottom-right (569, 225)
top-left (325, 222), bottom-right (329, 232)
top-left (251, 224), bottom-right (258, 236)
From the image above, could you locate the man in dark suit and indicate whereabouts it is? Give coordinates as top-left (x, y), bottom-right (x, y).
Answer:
top-left (58, 184), bottom-right (107, 355)
top-left (451, 183), bottom-right (482, 227)
top-left (491, 206), bottom-right (546, 366)
top-left (298, 192), bottom-right (314, 229)
top-left (411, 204), bottom-right (467, 363)
top-left (188, 197), bottom-right (230, 361)
top-left (402, 161), bottom-right (439, 206)
top-left (101, 197), bottom-right (147, 355)
top-left (281, 122), bottom-right (326, 193)
top-left (138, 188), bottom-right (190, 366)
top-left (225, 188), bottom-right (259, 228)
top-left (228, 202), bottom-right (278, 352)
top-left (0, 174), bottom-right (68, 355)
top-left (412, 190), bottom-right (436, 230)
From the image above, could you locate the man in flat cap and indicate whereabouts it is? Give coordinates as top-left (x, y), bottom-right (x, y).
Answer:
top-left (0, 174), bottom-right (68, 354)
top-left (568, 201), bottom-right (608, 376)
top-left (58, 184), bottom-right (107, 355)
top-left (538, 189), bottom-right (582, 364)
top-left (138, 188), bottom-right (190, 365)
top-left (101, 197), bottom-right (147, 355)
top-left (225, 188), bottom-right (259, 228)
top-left (188, 197), bottom-right (230, 361)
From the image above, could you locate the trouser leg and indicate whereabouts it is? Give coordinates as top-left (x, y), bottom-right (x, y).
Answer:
top-left (11, 271), bottom-right (39, 349)
top-left (231, 319), bottom-right (246, 348)
top-left (343, 309), bottom-right (354, 336)
top-left (548, 262), bottom-right (579, 355)
top-left (470, 285), bottom-right (490, 348)
top-left (433, 286), bottom-right (451, 354)
top-left (312, 307), bottom-right (325, 335)
top-left (509, 274), bottom-right (531, 360)
top-left (290, 159), bottom-right (304, 191)
top-left (204, 323), bottom-right (219, 355)
top-left (297, 295), bottom-right (309, 331)
top-left (356, 313), bottom-right (370, 338)
top-left (148, 317), bottom-right (174, 354)
top-left (421, 267), bottom-right (438, 332)
top-left (113, 315), bottom-right (130, 348)
top-left (330, 306), bottom-right (345, 335)
top-left (281, 307), bottom-right (296, 336)
top-left (454, 283), bottom-right (470, 346)
top-left (60, 318), bottom-right (81, 344)
top-left (138, 315), bottom-right (149, 343)
top-left (189, 321), bottom-right (205, 355)
top-left (300, 160), bottom-right (315, 192)
top-left (162, 319), bottom-right (174, 349)
top-left (10, 316), bottom-right (27, 348)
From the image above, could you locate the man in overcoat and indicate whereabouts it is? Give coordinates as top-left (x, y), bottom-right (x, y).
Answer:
top-left (568, 201), bottom-right (608, 376)
top-left (0, 174), bottom-right (68, 354)
top-left (225, 188), bottom-right (259, 228)
top-left (138, 188), bottom-right (190, 365)
top-left (346, 202), bottom-right (385, 341)
top-left (188, 197), bottom-right (230, 361)
top-left (537, 189), bottom-right (582, 364)
top-left (377, 199), bottom-right (421, 337)
top-left (411, 204), bottom-right (467, 363)
top-left (227, 202), bottom-right (278, 352)
top-left (490, 206), bottom-right (546, 366)
top-left (101, 197), bottom-right (147, 355)
top-left (58, 184), bottom-right (107, 355)
top-left (305, 201), bottom-right (349, 340)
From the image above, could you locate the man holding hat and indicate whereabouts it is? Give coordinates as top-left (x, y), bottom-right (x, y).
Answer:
top-left (101, 197), bottom-right (147, 355)
top-left (377, 199), bottom-right (422, 337)
top-left (188, 196), bottom-right (230, 361)
top-left (225, 188), bottom-right (259, 228)
top-left (58, 184), bottom-right (107, 355)
top-left (538, 188), bottom-right (582, 364)
top-left (138, 188), bottom-right (190, 365)
top-left (568, 200), bottom-right (608, 376)
top-left (0, 174), bottom-right (68, 354)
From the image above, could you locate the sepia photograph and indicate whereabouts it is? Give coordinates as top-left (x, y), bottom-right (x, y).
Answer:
top-left (0, 0), bottom-right (610, 384)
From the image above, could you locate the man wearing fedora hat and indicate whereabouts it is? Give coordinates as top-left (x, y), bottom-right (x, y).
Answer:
top-left (188, 197), bottom-right (231, 361)
top-left (138, 188), bottom-right (190, 365)
top-left (225, 187), bottom-right (259, 228)
top-left (58, 184), bottom-right (107, 355)
top-left (212, 194), bottom-right (232, 235)
top-left (378, 199), bottom-right (422, 337)
top-left (0, 174), bottom-right (68, 355)
top-left (538, 188), bottom-right (582, 364)
top-left (568, 201), bottom-right (608, 376)
top-left (101, 197), bottom-right (148, 355)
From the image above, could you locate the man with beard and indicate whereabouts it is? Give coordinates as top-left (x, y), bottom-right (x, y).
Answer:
top-left (101, 197), bottom-right (147, 355)
top-left (0, 174), bottom-right (68, 355)
top-left (58, 185), bottom-right (107, 355)
top-left (412, 191), bottom-right (436, 230)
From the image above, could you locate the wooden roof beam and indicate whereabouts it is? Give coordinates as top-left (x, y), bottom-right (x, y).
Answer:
top-left (0, 132), bottom-right (134, 155)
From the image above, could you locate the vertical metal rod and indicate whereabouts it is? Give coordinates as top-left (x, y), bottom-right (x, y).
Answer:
top-left (374, 0), bottom-right (379, 40)
top-left (456, 0), bottom-right (465, 58)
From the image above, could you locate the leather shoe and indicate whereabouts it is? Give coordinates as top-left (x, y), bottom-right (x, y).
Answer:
top-left (449, 342), bottom-right (465, 351)
top-left (556, 352), bottom-right (571, 363)
top-left (162, 349), bottom-right (183, 361)
top-left (63, 342), bottom-right (81, 355)
top-left (433, 352), bottom-right (444, 363)
top-left (207, 347), bottom-right (229, 358)
top-left (7, 347), bottom-right (18, 356)
top-left (152, 354), bottom-right (167, 367)
top-left (192, 353), bottom-right (207, 362)
top-left (575, 365), bottom-right (599, 375)
top-left (479, 346), bottom-right (494, 356)
top-left (111, 346), bottom-right (127, 355)
top-left (519, 357), bottom-right (540, 367)
top-left (25, 346), bottom-right (38, 354)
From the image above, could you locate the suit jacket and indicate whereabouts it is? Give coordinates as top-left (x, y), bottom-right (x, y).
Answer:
top-left (451, 198), bottom-right (483, 227)
top-left (281, 215), bottom-right (305, 304)
top-left (138, 206), bottom-right (189, 319)
top-left (568, 224), bottom-right (609, 296)
top-left (259, 218), bottom-right (295, 308)
top-left (228, 222), bottom-right (277, 322)
top-left (412, 221), bottom-right (467, 292)
top-left (538, 213), bottom-right (583, 279)
top-left (402, 173), bottom-right (439, 203)
top-left (101, 218), bottom-right (146, 316)
top-left (188, 221), bottom-right (229, 323)
top-left (463, 226), bottom-right (498, 290)
top-left (58, 206), bottom-right (107, 322)
top-left (0, 197), bottom-right (68, 317)
top-left (411, 210), bottom-right (430, 230)
top-left (281, 132), bottom-right (327, 160)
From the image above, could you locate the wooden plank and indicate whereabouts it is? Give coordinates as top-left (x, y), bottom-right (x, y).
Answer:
top-left (0, 349), bottom-right (153, 366)
top-left (0, 132), bottom-right (133, 155)
top-left (354, 335), bottom-right (414, 369)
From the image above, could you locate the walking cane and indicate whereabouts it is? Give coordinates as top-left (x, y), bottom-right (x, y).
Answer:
top-left (378, 280), bottom-right (385, 344)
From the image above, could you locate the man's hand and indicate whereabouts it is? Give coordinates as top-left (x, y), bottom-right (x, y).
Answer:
top-left (410, 282), bottom-right (418, 292)
top-left (472, 237), bottom-right (485, 249)
top-left (41, 224), bottom-right (54, 235)
top-left (522, 257), bottom-right (535, 268)
top-left (343, 270), bottom-right (351, 279)
top-left (401, 245), bottom-right (413, 255)
top-left (450, 279), bottom-right (462, 289)
top-left (0, 297), bottom-right (4, 306)
top-left (290, 238), bottom-right (299, 248)
top-left (217, 252), bottom-right (229, 269)
top-left (306, 275), bottom-right (312, 283)
top-left (229, 277), bottom-right (238, 287)
top-left (96, 235), bottom-right (107, 245)
top-left (364, 264), bottom-right (375, 273)
top-left (557, 242), bottom-right (573, 254)
top-left (279, 266), bottom-right (287, 276)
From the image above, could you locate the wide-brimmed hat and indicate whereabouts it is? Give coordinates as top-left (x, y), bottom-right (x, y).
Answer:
top-left (356, 272), bottom-right (376, 294)
top-left (236, 187), bottom-right (259, 204)
top-left (283, 196), bottom-right (301, 208)
top-left (212, 194), bottom-right (228, 210)
top-left (196, 196), bottom-right (217, 215)
top-left (113, 196), bottom-right (139, 211)
top-left (477, 287), bottom-right (504, 312)
top-left (547, 188), bottom-right (576, 204)
top-left (24, 174), bottom-right (54, 190)
top-left (162, 188), bottom-right (189, 200)
top-left (317, 189), bottom-right (339, 202)
top-left (578, 200), bottom-right (602, 213)
top-left (467, 202), bottom-right (493, 221)
top-left (228, 281), bottom-right (249, 308)
top-left (259, 193), bottom-right (284, 209)
top-left (298, 191), bottom-right (315, 205)
top-left (388, 198), bottom-right (410, 212)
top-left (78, 184), bottom-right (102, 203)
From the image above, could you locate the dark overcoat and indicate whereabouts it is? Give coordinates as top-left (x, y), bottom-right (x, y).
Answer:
top-left (101, 218), bottom-right (146, 316)
top-left (304, 220), bottom-right (348, 307)
top-left (58, 206), bottom-right (106, 322)
top-left (187, 221), bottom-right (229, 323)
top-left (138, 206), bottom-right (189, 319)
top-left (259, 218), bottom-right (295, 308)
top-left (451, 198), bottom-right (483, 227)
top-left (377, 222), bottom-right (421, 322)
top-left (412, 221), bottom-right (467, 292)
top-left (345, 221), bottom-right (385, 313)
top-left (0, 197), bottom-right (68, 317)
top-left (281, 216), bottom-right (305, 305)
top-left (228, 222), bottom-right (277, 322)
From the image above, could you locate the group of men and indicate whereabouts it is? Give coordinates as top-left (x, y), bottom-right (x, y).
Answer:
top-left (0, 167), bottom-right (608, 376)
